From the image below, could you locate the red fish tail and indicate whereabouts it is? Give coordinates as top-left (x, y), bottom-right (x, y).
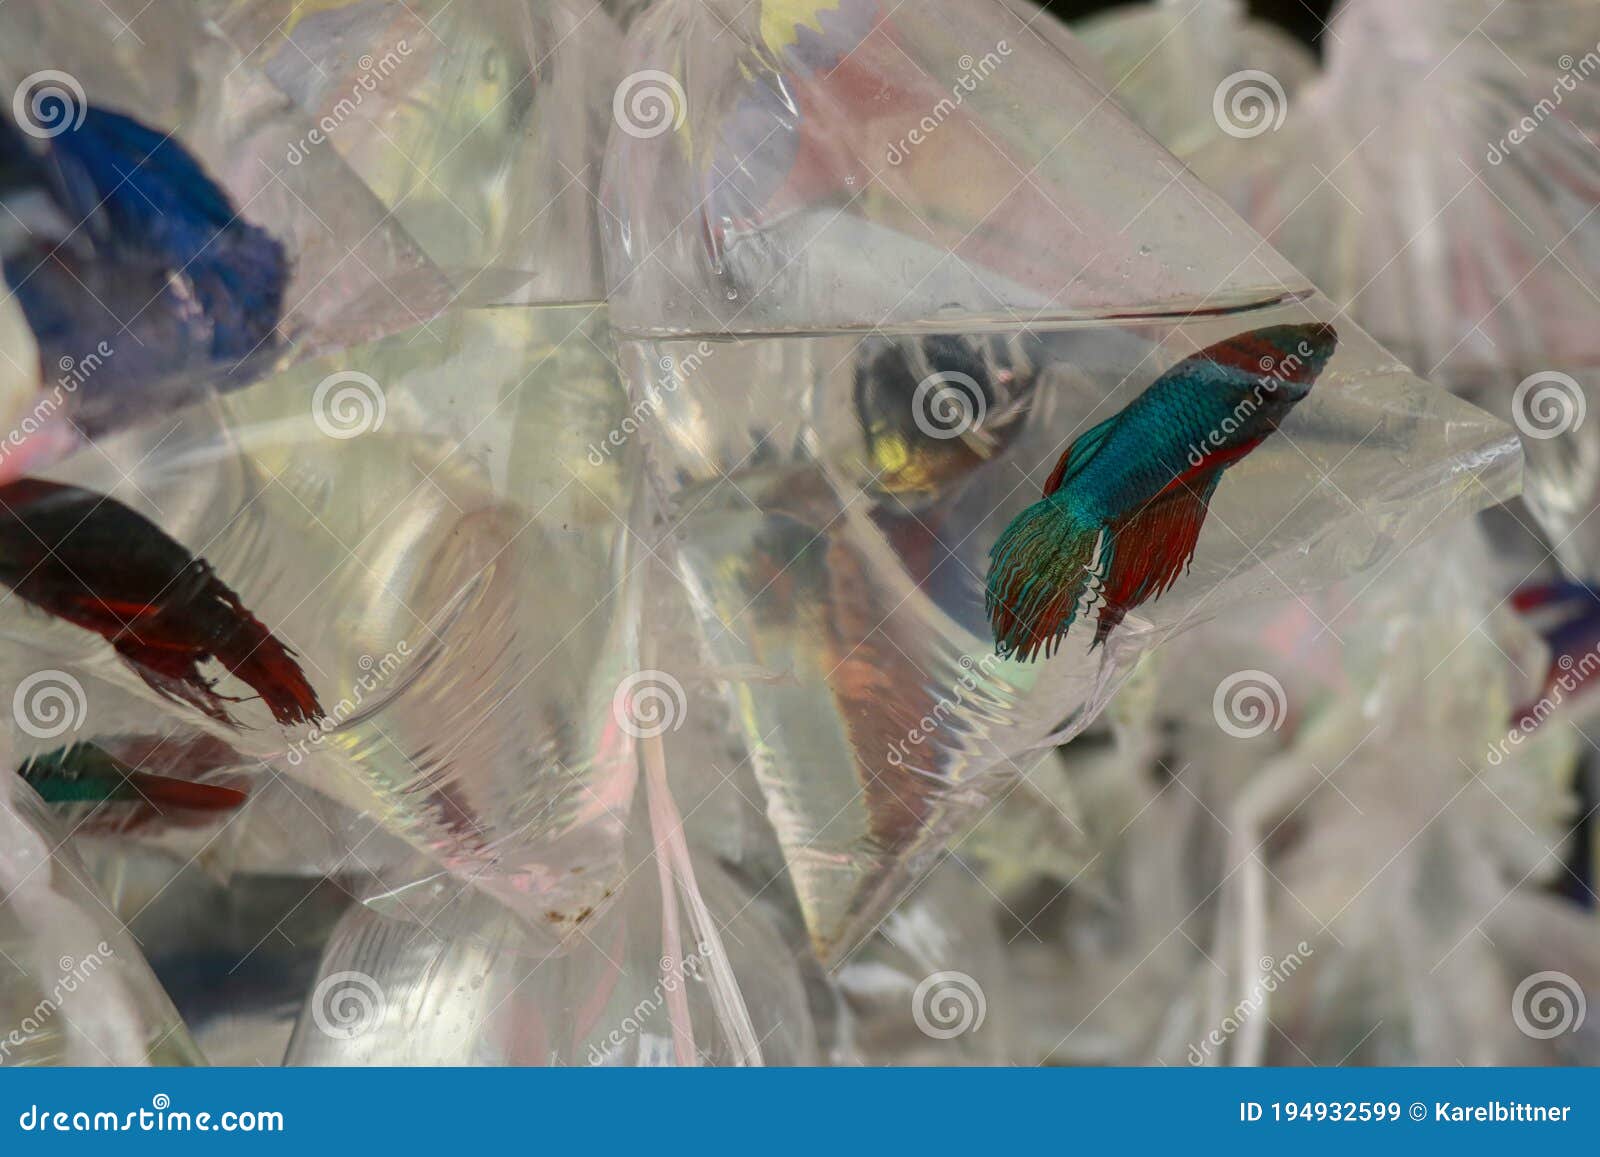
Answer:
top-left (196, 577), bottom-right (324, 726)
top-left (127, 771), bottom-right (249, 812)
top-left (0, 479), bottom-right (322, 728)
top-left (1092, 474), bottom-right (1222, 649)
top-left (109, 565), bottom-right (322, 728)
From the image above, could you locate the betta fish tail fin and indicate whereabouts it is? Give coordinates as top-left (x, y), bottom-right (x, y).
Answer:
top-left (986, 497), bottom-right (1104, 662)
top-left (97, 560), bottom-right (322, 729)
top-left (194, 577), bottom-right (323, 727)
top-left (0, 479), bottom-right (322, 728)
top-left (1091, 472), bottom-right (1224, 649)
top-left (126, 770), bottom-right (249, 813)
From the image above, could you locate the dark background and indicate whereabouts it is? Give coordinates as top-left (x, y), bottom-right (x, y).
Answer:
top-left (1042, 0), bottom-right (1335, 52)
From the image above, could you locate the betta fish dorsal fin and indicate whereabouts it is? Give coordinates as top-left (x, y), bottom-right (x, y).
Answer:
top-left (1091, 469), bottom-right (1225, 648)
top-left (1043, 413), bottom-right (1118, 497)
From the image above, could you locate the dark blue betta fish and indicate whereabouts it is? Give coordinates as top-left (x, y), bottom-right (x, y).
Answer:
top-left (986, 323), bottom-right (1338, 660)
top-left (0, 91), bottom-right (288, 457)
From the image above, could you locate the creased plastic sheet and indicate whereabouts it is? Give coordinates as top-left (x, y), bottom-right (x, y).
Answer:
top-left (1079, 0), bottom-right (1600, 575)
top-left (7, 303), bottom-right (645, 940)
top-left (213, 0), bottom-right (621, 306)
top-left (286, 770), bottom-right (814, 1066)
top-left (959, 527), bottom-right (1598, 1065)
top-left (0, 0), bottom-right (454, 471)
top-left (1072, 0), bottom-right (1316, 160)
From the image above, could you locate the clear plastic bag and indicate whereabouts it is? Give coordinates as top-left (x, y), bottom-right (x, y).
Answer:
top-left (0, 759), bottom-right (203, 1065)
top-left (0, 0), bottom-right (455, 471)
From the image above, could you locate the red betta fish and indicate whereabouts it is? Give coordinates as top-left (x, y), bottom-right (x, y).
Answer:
top-left (0, 479), bottom-right (322, 727)
top-left (987, 323), bottom-right (1338, 661)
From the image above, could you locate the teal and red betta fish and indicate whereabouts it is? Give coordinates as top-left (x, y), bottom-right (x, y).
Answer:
top-left (19, 738), bottom-right (248, 817)
top-left (986, 323), bottom-right (1338, 661)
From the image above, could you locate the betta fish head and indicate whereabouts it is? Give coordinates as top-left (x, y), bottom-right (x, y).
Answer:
top-left (1247, 322), bottom-right (1338, 402)
top-left (853, 332), bottom-right (1039, 502)
top-left (1183, 323), bottom-right (1337, 440)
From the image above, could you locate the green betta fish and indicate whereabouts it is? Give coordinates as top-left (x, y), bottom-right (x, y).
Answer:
top-left (18, 740), bottom-right (247, 813)
top-left (986, 322), bottom-right (1338, 660)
